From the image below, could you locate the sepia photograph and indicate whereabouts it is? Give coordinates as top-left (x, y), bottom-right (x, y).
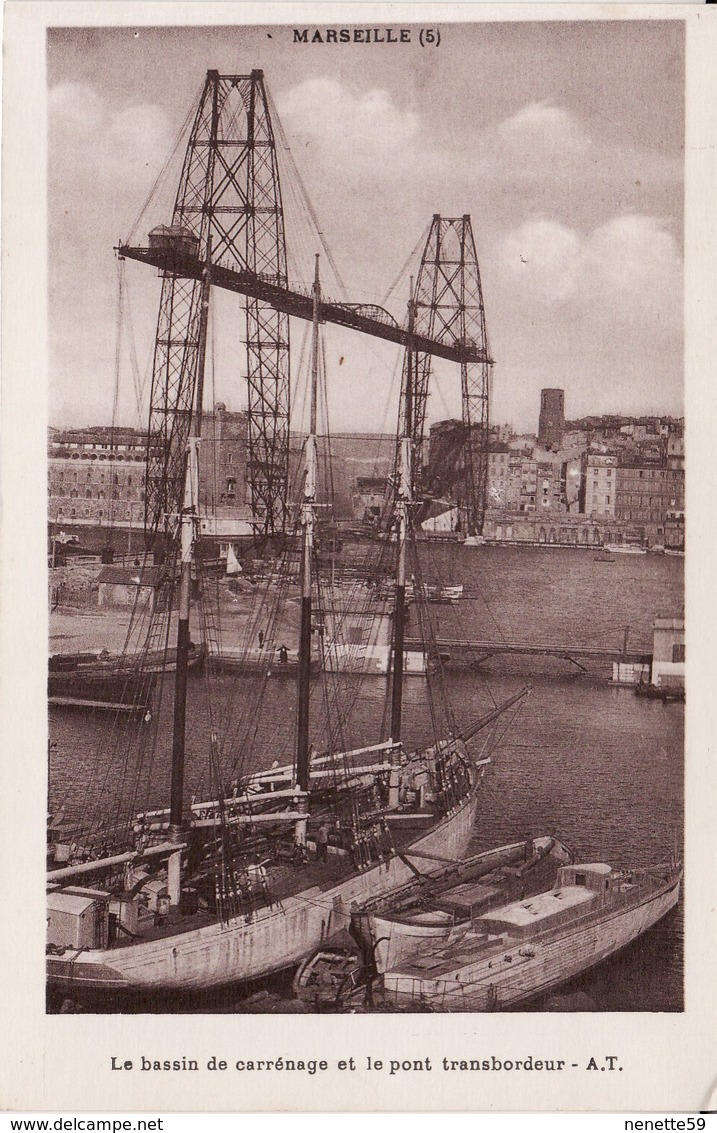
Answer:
top-left (2, 0), bottom-right (715, 1115)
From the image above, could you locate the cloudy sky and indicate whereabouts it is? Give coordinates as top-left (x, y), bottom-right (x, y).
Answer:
top-left (48, 19), bottom-right (684, 434)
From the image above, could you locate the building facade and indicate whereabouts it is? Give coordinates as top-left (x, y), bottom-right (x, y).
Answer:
top-left (486, 445), bottom-right (510, 507)
top-left (48, 427), bottom-right (147, 527)
top-left (615, 465), bottom-right (685, 532)
top-left (48, 407), bottom-right (251, 532)
top-left (582, 454), bottom-right (618, 518)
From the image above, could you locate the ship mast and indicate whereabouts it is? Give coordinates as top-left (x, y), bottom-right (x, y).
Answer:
top-left (390, 284), bottom-right (415, 744)
top-left (166, 248), bottom-right (212, 906)
top-left (295, 254), bottom-right (321, 844)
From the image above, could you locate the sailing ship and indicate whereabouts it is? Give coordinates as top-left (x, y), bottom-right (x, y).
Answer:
top-left (46, 249), bottom-right (513, 1006)
top-left (379, 859), bottom-right (681, 1011)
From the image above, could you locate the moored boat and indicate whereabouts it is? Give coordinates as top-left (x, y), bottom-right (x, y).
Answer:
top-left (48, 643), bottom-right (206, 708)
top-left (381, 859), bottom-right (681, 1011)
top-left (635, 681), bottom-right (685, 703)
top-left (353, 834), bottom-right (573, 973)
top-left (292, 931), bottom-right (364, 1009)
top-left (408, 582), bottom-right (464, 604)
top-left (603, 543), bottom-right (647, 556)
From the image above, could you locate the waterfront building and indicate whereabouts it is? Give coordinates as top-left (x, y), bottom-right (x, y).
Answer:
top-left (97, 564), bottom-right (163, 608)
top-left (536, 460), bottom-right (563, 512)
top-left (651, 617), bottom-right (685, 689)
top-left (581, 453), bottom-right (618, 519)
top-left (198, 403), bottom-right (249, 514)
top-left (48, 426), bottom-right (147, 528)
top-left (615, 463), bottom-right (685, 545)
top-left (516, 459), bottom-right (538, 513)
top-left (48, 407), bottom-right (252, 534)
top-left (486, 444), bottom-right (510, 506)
top-left (483, 508), bottom-right (603, 546)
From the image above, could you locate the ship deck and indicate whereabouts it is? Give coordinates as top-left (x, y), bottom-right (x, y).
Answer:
top-left (385, 873), bottom-right (674, 985)
top-left (110, 853), bottom-right (362, 949)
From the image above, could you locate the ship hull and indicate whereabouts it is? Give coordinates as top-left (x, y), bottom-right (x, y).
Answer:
top-left (47, 776), bottom-right (480, 998)
top-left (48, 647), bottom-right (205, 707)
top-left (383, 871), bottom-right (680, 1011)
top-left (361, 836), bottom-right (570, 973)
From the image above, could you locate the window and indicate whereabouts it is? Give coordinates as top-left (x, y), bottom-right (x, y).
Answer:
top-left (575, 872), bottom-right (587, 887)
top-left (672, 643), bottom-right (685, 663)
top-left (606, 496), bottom-right (610, 505)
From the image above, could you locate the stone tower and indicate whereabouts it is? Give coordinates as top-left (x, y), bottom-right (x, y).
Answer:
top-left (538, 388), bottom-right (565, 450)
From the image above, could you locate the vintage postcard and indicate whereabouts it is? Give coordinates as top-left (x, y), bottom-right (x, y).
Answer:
top-left (1, 0), bottom-right (715, 1115)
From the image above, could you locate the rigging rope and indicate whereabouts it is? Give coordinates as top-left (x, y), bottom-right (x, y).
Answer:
top-left (267, 86), bottom-right (348, 300)
top-left (125, 87), bottom-right (202, 246)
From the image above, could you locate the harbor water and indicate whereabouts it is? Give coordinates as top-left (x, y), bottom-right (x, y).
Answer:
top-left (48, 544), bottom-right (684, 1012)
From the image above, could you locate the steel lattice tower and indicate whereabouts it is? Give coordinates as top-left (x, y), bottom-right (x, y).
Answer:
top-left (398, 215), bottom-right (492, 535)
top-left (145, 70), bottom-right (290, 540)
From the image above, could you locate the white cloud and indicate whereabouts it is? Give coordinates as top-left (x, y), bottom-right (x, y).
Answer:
top-left (49, 82), bottom-right (105, 135)
top-left (49, 82), bottom-right (173, 189)
top-left (104, 103), bottom-right (174, 174)
top-left (276, 77), bottom-right (420, 164)
top-left (584, 214), bottom-right (681, 304)
top-left (496, 100), bottom-right (592, 159)
top-left (499, 213), bottom-right (681, 327)
top-left (502, 219), bottom-right (582, 302)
